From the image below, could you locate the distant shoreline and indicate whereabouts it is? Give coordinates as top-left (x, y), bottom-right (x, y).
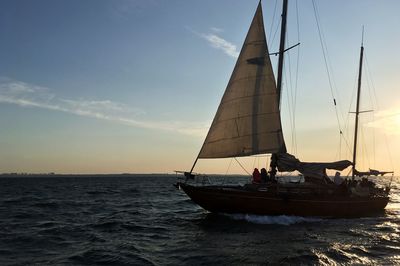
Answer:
top-left (0, 173), bottom-right (175, 178)
top-left (0, 173), bottom-right (251, 178)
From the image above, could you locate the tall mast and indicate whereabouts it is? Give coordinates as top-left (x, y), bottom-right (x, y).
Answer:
top-left (352, 35), bottom-right (364, 178)
top-left (276, 0), bottom-right (288, 108)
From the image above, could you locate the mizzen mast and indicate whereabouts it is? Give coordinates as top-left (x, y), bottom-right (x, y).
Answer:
top-left (352, 31), bottom-right (364, 178)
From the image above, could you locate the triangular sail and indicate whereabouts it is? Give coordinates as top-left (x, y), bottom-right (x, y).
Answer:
top-left (198, 3), bottom-right (286, 159)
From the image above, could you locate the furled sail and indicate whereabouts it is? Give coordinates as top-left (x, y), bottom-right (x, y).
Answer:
top-left (277, 153), bottom-right (352, 180)
top-left (354, 169), bottom-right (394, 177)
top-left (198, 2), bottom-right (286, 159)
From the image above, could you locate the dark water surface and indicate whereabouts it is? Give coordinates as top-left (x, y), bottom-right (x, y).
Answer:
top-left (0, 175), bottom-right (399, 265)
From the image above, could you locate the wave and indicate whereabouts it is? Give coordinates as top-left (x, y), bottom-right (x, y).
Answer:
top-left (1, 175), bottom-right (398, 265)
top-left (68, 248), bottom-right (156, 266)
top-left (32, 201), bottom-right (60, 209)
top-left (278, 253), bottom-right (320, 265)
top-left (223, 213), bottom-right (323, 225)
top-left (86, 189), bottom-right (119, 195)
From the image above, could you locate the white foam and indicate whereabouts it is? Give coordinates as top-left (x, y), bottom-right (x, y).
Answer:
top-left (223, 213), bottom-right (322, 225)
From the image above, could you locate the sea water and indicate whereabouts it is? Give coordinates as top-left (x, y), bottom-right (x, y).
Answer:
top-left (0, 174), bottom-right (399, 265)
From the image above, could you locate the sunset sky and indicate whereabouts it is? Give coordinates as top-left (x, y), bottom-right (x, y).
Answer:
top-left (1, 0), bottom-right (399, 175)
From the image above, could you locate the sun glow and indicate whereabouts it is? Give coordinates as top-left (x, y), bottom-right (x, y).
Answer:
top-left (395, 115), bottom-right (400, 130)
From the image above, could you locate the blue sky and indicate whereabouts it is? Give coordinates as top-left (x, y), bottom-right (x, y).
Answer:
top-left (1, 0), bottom-right (399, 174)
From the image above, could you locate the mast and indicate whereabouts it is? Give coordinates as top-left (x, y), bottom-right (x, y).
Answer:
top-left (269, 0), bottom-right (288, 177)
top-left (276, 0), bottom-right (288, 108)
top-left (352, 35), bottom-right (364, 178)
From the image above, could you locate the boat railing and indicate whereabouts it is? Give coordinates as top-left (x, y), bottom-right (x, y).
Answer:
top-left (174, 170), bottom-right (212, 185)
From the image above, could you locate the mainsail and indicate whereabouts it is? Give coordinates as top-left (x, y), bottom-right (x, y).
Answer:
top-left (198, 2), bottom-right (286, 159)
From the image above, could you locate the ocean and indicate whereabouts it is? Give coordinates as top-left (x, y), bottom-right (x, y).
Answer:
top-left (0, 174), bottom-right (399, 265)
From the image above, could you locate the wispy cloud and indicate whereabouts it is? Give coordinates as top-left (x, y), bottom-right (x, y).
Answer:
top-left (188, 27), bottom-right (239, 58)
top-left (0, 78), bottom-right (207, 137)
top-left (210, 27), bottom-right (223, 33)
top-left (201, 33), bottom-right (239, 58)
top-left (365, 108), bottom-right (400, 135)
top-left (110, 0), bottom-right (158, 20)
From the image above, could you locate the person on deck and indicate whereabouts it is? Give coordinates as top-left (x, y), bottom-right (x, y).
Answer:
top-left (269, 153), bottom-right (278, 182)
top-left (252, 168), bottom-right (262, 184)
top-left (334, 171), bottom-right (344, 185)
top-left (260, 168), bottom-right (269, 183)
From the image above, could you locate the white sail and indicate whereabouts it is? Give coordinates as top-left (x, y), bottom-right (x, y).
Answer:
top-left (198, 2), bottom-right (286, 159)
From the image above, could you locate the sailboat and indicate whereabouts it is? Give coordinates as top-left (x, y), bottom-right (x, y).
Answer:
top-left (176, 0), bottom-right (390, 217)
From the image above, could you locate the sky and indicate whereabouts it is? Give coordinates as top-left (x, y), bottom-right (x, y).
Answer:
top-left (1, 0), bottom-right (399, 174)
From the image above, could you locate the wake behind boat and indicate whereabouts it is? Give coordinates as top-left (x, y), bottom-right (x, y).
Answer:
top-left (176, 0), bottom-right (391, 218)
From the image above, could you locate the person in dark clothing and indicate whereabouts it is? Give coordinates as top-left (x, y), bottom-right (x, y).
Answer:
top-left (252, 168), bottom-right (262, 184)
top-left (260, 168), bottom-right (269, 183)
top-left (269, 153), bottom-right (278, 182)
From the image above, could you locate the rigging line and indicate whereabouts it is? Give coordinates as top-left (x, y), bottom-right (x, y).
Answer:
top-left (282, 28), bottom-right (294, 152)
top-left (292, 0), bottom-right (300, 155)
top-left (365, 55), bottom-right (379, 110)
top-left (383, 133), bottom-right (394, 171)
top-left (289, 59), bottom-right (297, 153)
top-left (363, 52), bottom-right (376, 168)
top-left (340, 102), bottom-right (353, 157)
top-left (311, 1), bottom-right (334, 98)
top-left (286, 43), bottom-right (293, 98)
top-left (343, 67), bottom-right (359, 158)
top-left (311, 1), bottom-right (349, 144)
top-left (364, 53), bottom-right (375, 115)
top-left (311, 0), bottom-right (346, 152)
top-left (286, 31), bottom-right (295, 112)
top-left (365, 54), bottom-right (394, 170)
top-left (339, 130), bottom-right (342, 160)
top-left (341, 135), bottom-right (352, 161)
top-left (343, 100), bottom-right (356, 158)
top-left (270, 8), bottom-right (281, 50)
top-left (285, 31), bottom-right (297, 153)
top-left (338, 123), bottom-right (352, 158)
top-left (268, 0), bottom-right (279, 47)
top-left (284, 66), bottom-right (294, 152)
top-left (235, 157), bottom-right (251, 175)
top-left (312, 1), bottom-right (347, 129)
top-left (281, 1), bottom-right (298, 155)
top-left (222, 158), bottom-right (234, 185)
top-left (283, 56), bottom-right (295, 152)
top-left (372, 112), bottom-right (376, 168)
top-left (365, 50), bottom-right (382, 166)
top-left (360, 125), bottom-right (371, 169)
top-left (334, 128), bottom-right (343, 160)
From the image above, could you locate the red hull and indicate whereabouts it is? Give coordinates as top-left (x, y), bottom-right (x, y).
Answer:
top-left (179, 183), bottom-right (389, 217)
